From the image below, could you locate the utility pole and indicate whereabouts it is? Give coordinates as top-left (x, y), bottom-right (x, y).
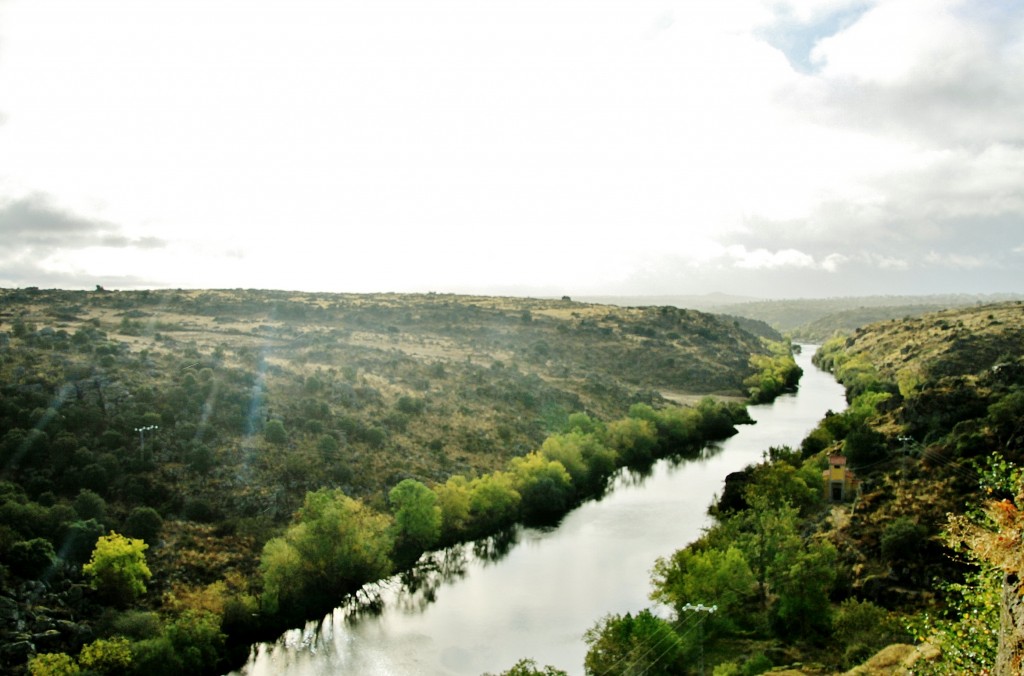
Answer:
top-left (682, 603), bottom-right (717, 676)
top-left (135, 424), bottom-right (158, 461)
top-left (898, 435), bottom-right (914, 476)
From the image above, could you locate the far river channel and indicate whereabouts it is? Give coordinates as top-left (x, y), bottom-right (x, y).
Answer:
top-left (232, 345), bottom-right (848, 676)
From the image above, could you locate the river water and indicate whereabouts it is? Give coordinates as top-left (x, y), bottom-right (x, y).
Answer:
top-left (235, 346), bottom-right (847, 676)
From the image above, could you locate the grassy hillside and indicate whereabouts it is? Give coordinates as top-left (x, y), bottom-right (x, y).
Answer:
top-left (580, 300), bottom-right (1024, 675)
top-left (0, 287), bottom-right (766, 485)
top-left (0, 287), bottom-right (777, 674)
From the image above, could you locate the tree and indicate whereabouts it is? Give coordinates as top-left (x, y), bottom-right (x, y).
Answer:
top-left (769, 538), bottom-right (837, 639)
top-left (8, 538), bottom-right (56, 578)
top-left (260, 489), bottom-right (394, 617)
top-left (651, 545), bottom-right (757, 634)
top-left (123, 506), bottom-right (163, 543)
top-left (509, 452), bottom-right (573, 523)
top-left (435, 474), bottom-right (472, 543)
top-left (583, 610), bottom-right (687, 676)
top-left (604, 418), bottom-right (657, 468)
top-left (82, 532), bottom-right (152, 605)
top-left (487, 658), bottom-right (569, 675)
top-left (61, 519), bottom-right (105, 566)
top-left (264, 419), bottom-right (287, 444)
top-left (541, 430), bottom-right (617, 495)
top-left (73, 489), bottom-right (107, 521)
top-left (389, 478), bottom-right (442, 558)
top-left (163, 609), bottom-right (225, 674)
top-left (731, 497), bottom-right (803, 612)
top-left (468, 471), bottom-right (521, 536)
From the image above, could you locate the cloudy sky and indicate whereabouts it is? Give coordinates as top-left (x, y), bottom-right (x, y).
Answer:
top-left (0, 0), bottom-right (1021, 298)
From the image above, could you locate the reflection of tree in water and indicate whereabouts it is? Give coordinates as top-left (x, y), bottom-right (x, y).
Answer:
top-left (393, 546), bottom-right (470, 614)
top-left (615, 444), bottom-right (726, 489)
top-left (473, 527), bottom-right (519, 565)
top-left (617, 464), bottom-right (655, 489)
top-left (336, 534), bottom-right (517, 622)
top-left (340, 581), bottom-right (387, 622)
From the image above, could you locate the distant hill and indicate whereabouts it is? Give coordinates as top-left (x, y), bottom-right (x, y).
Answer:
top-left (576, 292), bottom-right (760, 311)
top-left (706, 293), bottom-right (1024, 342)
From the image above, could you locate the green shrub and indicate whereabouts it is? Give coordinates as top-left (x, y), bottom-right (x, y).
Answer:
top-left (880, 517), bottom-right (926, 564)
top-left (8, 537), bottom-right (56, 578)
top-left (78, 636), bottom-right (133, 674)
top-left (123, 507), bottom-right (163, 542)
top-left (27, 652), bottom-right (80, 676)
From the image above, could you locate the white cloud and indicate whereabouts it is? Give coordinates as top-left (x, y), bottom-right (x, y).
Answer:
top-left (821, 253), bottom-right (848, 272)
top-left (866, 254), bottom-right (910, 271)
top-left (0, 0), bottom-right (1020, 296)
top-left (924, 251), bottom-right (988, 270)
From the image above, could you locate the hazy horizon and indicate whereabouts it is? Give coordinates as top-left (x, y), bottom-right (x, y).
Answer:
top-left (1, 1), bottom-right (1022, 299)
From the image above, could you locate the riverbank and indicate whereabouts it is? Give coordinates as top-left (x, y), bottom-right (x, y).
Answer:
top-left (235, 346), bottom-right (842, 675)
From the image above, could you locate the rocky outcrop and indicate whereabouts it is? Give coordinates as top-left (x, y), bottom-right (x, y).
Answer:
top-left (996, 573), bottom-right (1024, 676)
top-left (0, 577), bottom-right (95, 673)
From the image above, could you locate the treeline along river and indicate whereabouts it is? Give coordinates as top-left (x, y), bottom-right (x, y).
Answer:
top-left (233, 346), bottom-right (847, 676)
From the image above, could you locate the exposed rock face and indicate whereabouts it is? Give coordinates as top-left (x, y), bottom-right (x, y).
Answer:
top-left (0, 577), bottom-right (95, 672)
top-left (997, 573), bottom-right (1024, 676)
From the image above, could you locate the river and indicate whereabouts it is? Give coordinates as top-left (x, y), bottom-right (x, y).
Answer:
top-left (234, 346), bottom-right (847, 676)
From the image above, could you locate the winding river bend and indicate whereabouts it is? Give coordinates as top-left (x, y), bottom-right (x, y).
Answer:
top-left (235, 346), bottom-right (847, 676)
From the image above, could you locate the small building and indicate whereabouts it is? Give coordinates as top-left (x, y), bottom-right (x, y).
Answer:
top-left (823, 454), bottom-right (860, 501)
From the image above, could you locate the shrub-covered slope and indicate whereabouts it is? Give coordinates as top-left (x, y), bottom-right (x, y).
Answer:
top-left (0, 287), bottom-right (776, 674)
top-left (577, 301), bottom-right (1024, 675)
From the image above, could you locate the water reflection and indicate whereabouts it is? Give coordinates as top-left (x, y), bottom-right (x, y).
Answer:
top-left (392, 546), bottom-right (470, 613)
top-left (236, 347), bottom-right (847, 676)
top-left (471, 528), bottom-right (520, 564)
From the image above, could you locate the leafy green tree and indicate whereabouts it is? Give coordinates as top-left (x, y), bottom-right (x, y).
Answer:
top-left (769, 538), bottom-right (838, 638)
top-left (651, 546), bottom-right (757, 634)
top-left (73, 489), bottom-right (107, 521)
top-left (260, 489), bottom-right (394, 617)
top-left (566, 412), bottom-right (603, 436)
top-left (509, 452), bottom-right (573, 523)
top-left (651, 406), bottom-right (703, 451)
top-left (389, 478), bottom-right (442, 558)
top-left (604, 418), bottom-right (657, 467)
top-left (82, 532), bottom-right (152, 605)
top-left (435, 474), bottom-right (473, 543)
top-left (745, 460), bottom-right (821, 516)
top-left (540, 431), bottom-right (616, 495)
top-left (163, 609), bottom-right (225, 674)
top-left (127, 637), bottom-right (182, 676)
top-left (468, 471), bottom-right (521, 536)
top-left (583, 609), bottom-right (687, 676)
top-left (730, 497), bottom-right (803, 612)
top-left (696, 396), bottom-right (740, 439)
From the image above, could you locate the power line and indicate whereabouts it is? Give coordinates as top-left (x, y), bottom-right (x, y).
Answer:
top-left (681, 604), bottom-right (717, 676)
